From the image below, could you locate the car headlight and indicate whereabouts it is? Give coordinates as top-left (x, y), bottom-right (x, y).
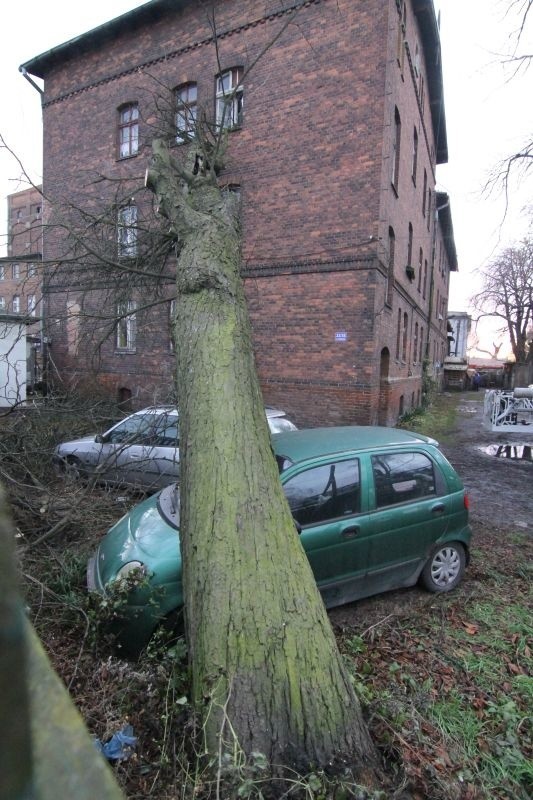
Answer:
top-left (116, 561), bottom-right (146, 580)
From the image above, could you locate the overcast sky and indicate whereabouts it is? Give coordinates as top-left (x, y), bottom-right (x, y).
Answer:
top-left (1, 0), bottom-right (531, 353)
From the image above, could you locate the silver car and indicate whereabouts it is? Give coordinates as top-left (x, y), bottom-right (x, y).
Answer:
top-left (53, 405), bottom-right (296, 490)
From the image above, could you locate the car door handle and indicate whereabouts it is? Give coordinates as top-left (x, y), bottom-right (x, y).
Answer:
top-left (431, 503), bottom-right (445, 515)
top-left (341, 526), bottom-right (360, 539)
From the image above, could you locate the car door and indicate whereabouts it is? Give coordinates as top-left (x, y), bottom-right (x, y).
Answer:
top-left (281, 457), bottom-right (372, 608)
top-left (96, 413), bottom-right (158, 485)
top-left (365, 448), bottom-right (451, 592)
top-left (131, 412), bottom-right (180, 490)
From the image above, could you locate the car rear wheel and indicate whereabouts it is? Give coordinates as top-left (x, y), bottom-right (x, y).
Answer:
top-left (420, 542), bottom-right (465, 593)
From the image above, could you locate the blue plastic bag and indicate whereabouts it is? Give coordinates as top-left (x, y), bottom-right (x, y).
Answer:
top-left (95, 724), bottom-right (137, 761)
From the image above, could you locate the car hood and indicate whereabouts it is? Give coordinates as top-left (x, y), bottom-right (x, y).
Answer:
top-left (99, 489), bottom-right (180, 585)
top-left (56, 434), bottom-right (98, 450)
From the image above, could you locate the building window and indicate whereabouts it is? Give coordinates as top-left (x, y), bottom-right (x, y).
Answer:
top-left (0, 266), bottom-right (4, 281)
top-left (0, 297), bottom-right (5, 310)
top-left (413, 322), bottom-right (419, 364)
top-left (12, 295), bottom-right (20, 313)
top-left (12, 263), bottom-right (20, 280)
top-left (391, 107), bottom-right (401, 191)
top-left (396, 308), bottom-right (402, 360)
top-left (118, 103), bottom-right (139, 159)
top-left (419, 326), bottom-right (424, 363)
top-left (117, 205), bottom-right (138, 257)
top-left (423, 259), bottom-right (428, 299)
top-left (427, 189), bottom-right (432, 230)
top-left (27, 263), bottom-right (37, 277)
top-left (27, 295), bottom-right (37, 316)
top-left (116, 301), bottom-right (137, 350)
top-left (402, 311), bottom-right (408, 362)
top-left (412, 127), bottom-right (418, 184)
top-left (407, 222), bottom-right (413, 267)
top-left (417, 248), bottom-right (423, 292)
top-left (422, 169), bottom-right (427, 216)
top-left (176, 83), bottom-right (197, 143)
top-left (216, 67), bottom-right (243, 130)
top-left (396, 1), bottom-right (406, 72)
top-left (386, 227), bottom-right (395, 307)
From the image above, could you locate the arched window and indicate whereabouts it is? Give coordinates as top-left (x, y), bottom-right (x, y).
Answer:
top-left (391, 106), bottom-right (401, 190)
top-left (386, 227), bottom-right (395, 306)
top-left (412, 127), bottom-right (418, 183)
top-left (118, 103), bottom-right (139, 158)
top-left (176, 83), bottom-right (197, 143)
top-left (402, 312), bottom-right (408, 362)
top-left (396, 308), bottom-right (402, 360)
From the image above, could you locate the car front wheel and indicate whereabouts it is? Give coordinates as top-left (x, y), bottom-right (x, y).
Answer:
top-left (420, 542), bottom-right (465, 593)
top-left (63, 456), bottom-right (83, 481)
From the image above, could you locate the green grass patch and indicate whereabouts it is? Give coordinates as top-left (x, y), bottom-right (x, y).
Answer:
top-left (396, 392), bottom-right (458, 441)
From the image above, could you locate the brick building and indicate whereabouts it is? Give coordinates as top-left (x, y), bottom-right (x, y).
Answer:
top-left (1, 186), bottom-right (42, 320)
top-left (21, 0), bottom-right (457, 425)
top-left (0, 185), bottom-right (44, 391)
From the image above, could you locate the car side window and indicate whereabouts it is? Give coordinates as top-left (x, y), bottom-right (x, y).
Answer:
top-left (371, 451), bottom-right (436, 508)
top-left (283, 459), bottom-right (360, 527)
top-left (106, 415), bottom-right (155, 445)
top-left (151, 415), bottom-right (180, 447)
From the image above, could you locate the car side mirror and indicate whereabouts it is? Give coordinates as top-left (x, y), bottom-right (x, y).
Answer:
top-left (293, 519), bottom-right (302, 535)
top-left (94, 434), bottom-right (104, 444)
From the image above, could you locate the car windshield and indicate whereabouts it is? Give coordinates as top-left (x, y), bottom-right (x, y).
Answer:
top-left (269, 417), bottom-right (297, 433)
top-left (157, 483), bottom-right (179, 528)
top-left (276, 454), bottom-right (294, 473)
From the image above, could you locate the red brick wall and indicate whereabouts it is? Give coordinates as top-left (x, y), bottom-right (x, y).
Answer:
top-left (36, 0), bottom-right (451, 422)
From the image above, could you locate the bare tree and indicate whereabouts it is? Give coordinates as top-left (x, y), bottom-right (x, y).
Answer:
top-left (472, 233), bottom-right (533, 362)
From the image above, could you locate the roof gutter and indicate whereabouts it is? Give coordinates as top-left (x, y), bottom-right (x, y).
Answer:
top-left (19, 66), bottom-right (43, 95)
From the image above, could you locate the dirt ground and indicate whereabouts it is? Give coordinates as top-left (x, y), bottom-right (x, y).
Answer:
top-left (329, 389), bottom-right (533, 630)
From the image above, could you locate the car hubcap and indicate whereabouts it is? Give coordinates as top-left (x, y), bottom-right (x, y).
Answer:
top-left (431, 548), bottom-right (460, 586)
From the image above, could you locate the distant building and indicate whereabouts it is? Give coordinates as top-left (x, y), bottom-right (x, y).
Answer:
top-left (21, 0), bottom-right (457, 425)
top-left (443, 312), bottom-right (471, 390)
top-left (0, 185), bottom-right (44, 391)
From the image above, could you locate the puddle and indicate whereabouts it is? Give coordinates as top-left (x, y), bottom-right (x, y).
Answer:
top-left (481, 444), bottom-right (533, 462)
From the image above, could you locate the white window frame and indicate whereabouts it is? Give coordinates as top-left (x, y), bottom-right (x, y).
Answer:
top-left (27, 294), bottom-right (37, 316)
top-left (118, 103), bottom-right (139, 159)
top-left (117, 205), bottom-right (138, 257)
top-left (216, 68), bottom-right (243, 130)
top-left (116, 300), bottom-right (137, 350)
top-left (12, 295), bottom-right (20, 313)
top-left (27, 263), bottom-right (37, 277)
top-left (12, 263), bottom-right (20, 280)
top-left (176, 83), bottom-right (197, 143)
top-left (0, 296), bottom-right (5, 310)
top-left (0, 266), bottom-right (5, 281)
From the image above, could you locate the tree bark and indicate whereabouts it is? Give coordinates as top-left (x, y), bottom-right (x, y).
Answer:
top-left (146, 141), bottom-right (378, 777)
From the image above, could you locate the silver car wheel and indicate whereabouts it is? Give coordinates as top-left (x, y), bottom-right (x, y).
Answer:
top-left (431, 547), bottom-right (461, 586)
top-left (420, 542), bottom-right (465, 593)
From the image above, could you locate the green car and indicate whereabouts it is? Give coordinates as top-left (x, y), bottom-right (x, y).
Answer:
top-left (88, 427), bottom-right (471, 652)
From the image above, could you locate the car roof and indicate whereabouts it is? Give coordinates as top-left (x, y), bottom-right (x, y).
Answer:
top-left (264, 406), bottom-right (288, 418)
top-left (271, 426), bottom-right (437, 464)
top-left (130, 406), bottom-right (289, 418)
